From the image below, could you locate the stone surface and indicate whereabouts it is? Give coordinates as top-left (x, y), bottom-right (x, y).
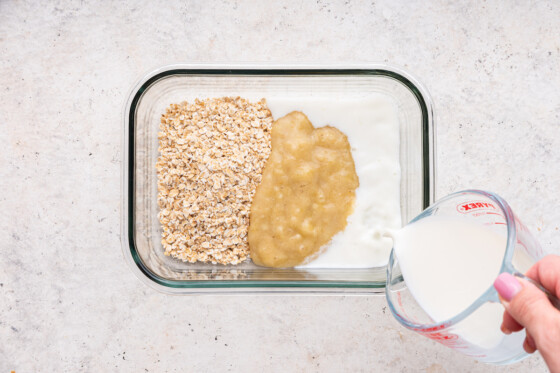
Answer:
top-left (1, 0), bottom-right (558, 371)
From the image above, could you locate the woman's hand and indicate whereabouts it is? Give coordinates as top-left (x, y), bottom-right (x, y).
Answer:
top-left (494, 255), bottom-right (560, 373)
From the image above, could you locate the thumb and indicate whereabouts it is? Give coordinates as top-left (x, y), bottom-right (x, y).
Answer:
top-left (494, 272), bottom-right (560, 355)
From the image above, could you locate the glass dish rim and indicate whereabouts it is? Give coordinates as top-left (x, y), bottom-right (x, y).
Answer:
top-left (121, 63), bottom-right (436, 293)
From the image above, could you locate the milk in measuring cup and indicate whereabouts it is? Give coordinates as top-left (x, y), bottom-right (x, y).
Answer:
top-left (390, 216), bottom-right (507, 348)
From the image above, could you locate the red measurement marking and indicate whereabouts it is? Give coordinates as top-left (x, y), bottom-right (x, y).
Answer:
top-left (417, 328), bottom-right (467, 349)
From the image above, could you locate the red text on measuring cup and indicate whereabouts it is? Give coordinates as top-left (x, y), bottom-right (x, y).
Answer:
top-left (456, 201), bottom-right (497, 214)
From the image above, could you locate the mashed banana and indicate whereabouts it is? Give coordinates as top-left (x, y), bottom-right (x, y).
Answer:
top-left (248, 111), bottom-right (359, 268)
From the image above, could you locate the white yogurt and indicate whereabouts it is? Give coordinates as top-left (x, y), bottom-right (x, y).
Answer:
top-left (390, 216), bottom-right (506, 348)
top-left (266, 95), bottom-right (401, 268)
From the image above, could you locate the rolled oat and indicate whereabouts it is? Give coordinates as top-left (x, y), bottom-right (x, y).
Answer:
top-left (156, 97), bottom-right (272, 264)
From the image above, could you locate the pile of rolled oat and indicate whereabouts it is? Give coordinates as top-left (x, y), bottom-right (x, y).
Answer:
top-left (156, 97), bottom-right (272, 265)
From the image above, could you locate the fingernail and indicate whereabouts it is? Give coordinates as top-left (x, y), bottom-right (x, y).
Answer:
top-left (494, 273), bottom-right (522, 301)
top-left (501, 324), bottom-right (512, 335)
top-left (524, 335), bottom-right (537, 354)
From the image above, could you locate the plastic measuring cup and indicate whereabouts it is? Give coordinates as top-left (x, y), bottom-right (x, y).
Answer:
top-left (385, 190), bottom-right (551, 365)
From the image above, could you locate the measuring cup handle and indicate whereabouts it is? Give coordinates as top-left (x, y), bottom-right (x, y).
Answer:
top-left (512, 272), bottom-right (560, 310)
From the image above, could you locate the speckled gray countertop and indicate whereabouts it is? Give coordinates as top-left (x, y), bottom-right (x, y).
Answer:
top-left (1, 1), bottom-right (559, 372)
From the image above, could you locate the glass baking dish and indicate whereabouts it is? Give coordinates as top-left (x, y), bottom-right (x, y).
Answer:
top-left (122, 64), bottom-right (435, 294)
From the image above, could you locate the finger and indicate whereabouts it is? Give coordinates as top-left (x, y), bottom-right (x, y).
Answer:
top-left (523, 331), bottom-right (537, 354)
top-left (501, 310), bottom-right (523, 333)
top-left (495, 272), bottom-right (560, 359)
top-left (494, 272), bottom-right (554, 334)
top-left (525, 254), bottom-right (560, 298)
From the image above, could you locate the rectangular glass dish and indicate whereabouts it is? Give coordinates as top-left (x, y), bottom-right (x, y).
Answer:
top-left (122, 64), bottom-right (435, 294)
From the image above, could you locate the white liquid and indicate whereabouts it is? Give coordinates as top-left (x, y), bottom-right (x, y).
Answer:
top-left (266, 96), bottom-right (401, 268)
top-left (391, 216), bottom-right (507, 348)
